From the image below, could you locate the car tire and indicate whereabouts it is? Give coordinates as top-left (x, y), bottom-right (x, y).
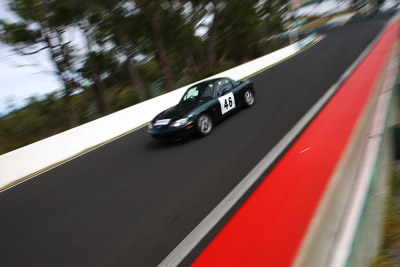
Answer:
top-left (244, 89), bottom-right (255, 107)
top-left (196, 113), bottom-right (213, 137)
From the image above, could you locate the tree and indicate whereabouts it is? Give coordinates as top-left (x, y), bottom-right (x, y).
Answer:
top-left (259, 0), bottom-right (288, 36)
top-left (206, 0), bottom-right (223, 68)
top-left (0, 0), bottom-right (81, 126)
top-left (136, 0), bottom-right (175, 92)
top-left (78, 51), bottom-right (117, 113)
top-left (156, 1), bottom-right (205, 78)
top-left (94, 1), bottom-right (149, 102)
top-left (215, 0), bottom-right (260, 63)
top-left (49, 0), bottom-right (118, 114)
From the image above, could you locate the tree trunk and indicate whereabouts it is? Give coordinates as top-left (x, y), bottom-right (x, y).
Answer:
top-left (63, 94), bottom-right (79, 127)
top-left (110, 15), bottom-right (148, 102)
top-left (43, 30), bottom-right (79, 127)
top-left (111, 82), bottom-right (129, 107)
top-left (80, 23), bottom-right (112, 114)
top-left (207, 0), bottom-right (219, 68)
top-left (126, 56), bottom-right (147, 102)
top-left (231, 15), bottom-right (243, 63)
top-left (92, 79), bottom-right (111, 114)
top-left (150, 14), bottom-right (174, 91)
top-left (139, 0), bottom-right (174, 92)
top-left (185, 54), bottom-right (199, 76)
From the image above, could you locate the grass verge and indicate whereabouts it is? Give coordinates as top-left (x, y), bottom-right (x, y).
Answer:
top-left (371, 168), bottom-right (400, 267)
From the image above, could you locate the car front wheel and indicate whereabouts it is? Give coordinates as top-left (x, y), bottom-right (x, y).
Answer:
top-left (196, 113), bottom-right (213, 137)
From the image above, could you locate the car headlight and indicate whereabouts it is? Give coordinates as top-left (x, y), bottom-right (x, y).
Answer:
top-left (171, 118), bottom-right (189, 127)
top-left (148, 122), bottom-right (153, 130)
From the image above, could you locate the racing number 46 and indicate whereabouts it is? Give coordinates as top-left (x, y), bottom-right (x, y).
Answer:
top-left (218, 92), bottom-right (235, 114)
top-left (224, 97), bottom-right (233, 109)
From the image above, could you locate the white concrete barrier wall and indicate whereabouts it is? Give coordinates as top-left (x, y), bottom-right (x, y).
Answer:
top-left (0, 39), bottom-right (311, 189)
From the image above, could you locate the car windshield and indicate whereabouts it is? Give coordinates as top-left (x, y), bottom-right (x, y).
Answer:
top-left (180, 82), bottom-right (214, 103)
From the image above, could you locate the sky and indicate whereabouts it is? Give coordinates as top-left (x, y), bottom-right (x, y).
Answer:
top-left (0, 0), bottom-right (88, 114)
top-left (0, 0), bottom-right (62, 114)
top-left (0, 0), bottom-right (398, 115)
top-left (0, 44), bottom-right (60, 112)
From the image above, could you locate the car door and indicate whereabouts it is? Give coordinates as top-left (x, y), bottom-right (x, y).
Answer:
top-left (214, 78), bottom-right (237, 117)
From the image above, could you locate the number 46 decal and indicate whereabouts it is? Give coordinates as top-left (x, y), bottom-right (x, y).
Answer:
top-left (218, 92), bottom-right (236, 114)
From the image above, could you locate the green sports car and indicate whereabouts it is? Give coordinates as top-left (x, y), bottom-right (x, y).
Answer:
top-left (147, 77), bottom-right (255, 140)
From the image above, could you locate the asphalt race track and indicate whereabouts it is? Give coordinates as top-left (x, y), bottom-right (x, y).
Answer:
top-left (0, 17), bottom-right (390, 267)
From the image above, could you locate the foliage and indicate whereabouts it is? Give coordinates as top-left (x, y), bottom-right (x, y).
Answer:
top-left (371, 170), bottom-right (400, 267)
top-left (0, 94), bottom-right (68, 154)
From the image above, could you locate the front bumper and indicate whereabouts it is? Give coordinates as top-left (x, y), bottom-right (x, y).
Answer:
top-left (147, 123), bottom-right (195, 141)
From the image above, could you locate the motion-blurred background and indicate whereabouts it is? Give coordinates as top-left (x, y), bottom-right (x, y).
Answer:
top-left (0, 0), bottom-right (397, 154)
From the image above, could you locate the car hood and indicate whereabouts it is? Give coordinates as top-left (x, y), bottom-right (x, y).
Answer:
top-left (155, 99), bottom-right (207, 121)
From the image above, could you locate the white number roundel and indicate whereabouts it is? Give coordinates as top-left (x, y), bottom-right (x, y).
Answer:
top-left (218, 92), bottom-right (236, 114)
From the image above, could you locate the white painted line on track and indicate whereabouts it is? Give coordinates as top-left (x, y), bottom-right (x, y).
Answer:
top-left (300, 147), bottom-right (311, 153)
top-left (159, 21), bottom-right (390, 267)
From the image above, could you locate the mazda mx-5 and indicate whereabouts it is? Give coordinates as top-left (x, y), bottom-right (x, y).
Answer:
top-left (148, 77), bottom-right (255, 141)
